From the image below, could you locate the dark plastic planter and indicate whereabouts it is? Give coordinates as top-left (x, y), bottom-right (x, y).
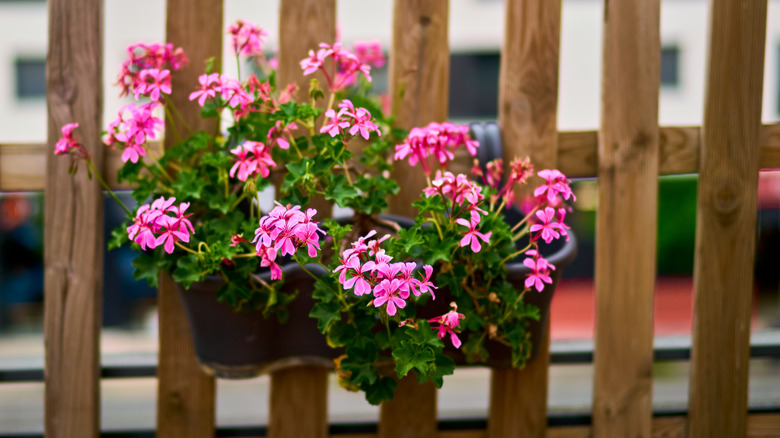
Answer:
top-left (176, 263), bottom-right (336, 379)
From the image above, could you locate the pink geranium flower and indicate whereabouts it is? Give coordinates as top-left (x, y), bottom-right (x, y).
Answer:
top-left (343, 257), bottom-right (377, 296)
top-left (54, 123), bottom-right (81, 155)
top-left (189, 73), bottom-right (220, 106)
top-left (320, 109), bottom-right (349, 137)
top-left (429, 303), bottom-right (465, 348)
top-left (529, 207), bottom-right (562, 244)
top-left (523, 253), bottom-right (555, 292)
top-left (373, 278), bottom-right (406, 316)
top-left (456, 214), bottom-right (492, 253)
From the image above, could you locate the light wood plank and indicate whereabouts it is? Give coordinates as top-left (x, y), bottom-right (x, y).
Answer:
top-left (488, 329), bottom-right (552, 438)
top-left (44, 1), bottom-right (104, 437)
top-left (378, 1), bottom-right (449, 435)
top-left (378, 375), bottom-right (437, 438)
top-left (5, 124), bottom-right (780, 192)
top-left (268, 366), bottom-right (329, 438)
top-left (387, 0), bottom-right (450, 217)
top-left (491, 1), bottom-right (562, 435)
top-left (269, 2), bottom-right (336, 438)
top-left (156, 1), bottom-right (223, 436)
top-left (689, 1), bottom-right (768, 437)
top-left (376, 1), bottom-right (449, 436)
top-left (593, 1), bottom-right (660, 437)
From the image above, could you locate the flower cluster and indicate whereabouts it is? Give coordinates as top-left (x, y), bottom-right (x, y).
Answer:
top-left (394, 122), bottom-right (479, 175)
top-left (127, 197), bottom-right (194, 254)
top-left (423, 171), bottom-right (492, 252)
top-left (429, 303), bottom-right (466, 348)
top-left (334, 231), bottom-right (437, 318)
top-left (472, 157), bottom-right (535, 205)
top-left (321, 99), bottom-right (381, 140)
top-left (228, 19), bottom-right (269, 58)
top-left (252, 205), bottom-right (324, 280)
top-left (54, 123), bottom-right (88, 159)
top-left (353, 40), bottom-right (385, 68)
top-left (300, 42), bottom-right (372, 91)
top-left (103, 103), bottom-right (164, 163)
top-left (116, 42), bottom-right (186, 100)
top-left (229, 141), bottom-right (276, 182)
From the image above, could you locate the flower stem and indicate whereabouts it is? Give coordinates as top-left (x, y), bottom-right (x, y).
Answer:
top-left (175, 241), bottom-right (198, 255)
top-left (500, 242), bottom-right (534, 265)
top-left (86, 159), bottom-right (132, 216)
top-left (511, 206), bottom-right (538, 233)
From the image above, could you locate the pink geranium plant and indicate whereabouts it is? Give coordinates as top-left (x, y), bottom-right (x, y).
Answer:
top-left (54, 19), bottom-right (575, 405)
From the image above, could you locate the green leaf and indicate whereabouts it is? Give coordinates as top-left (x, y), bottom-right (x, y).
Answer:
top-left (172, 171), bottom-right (207, 200)
top-left (116, 160), bottom-right (144, 184)
top-left (108, 223), bottom-right (129, 251)
top-left (324, 174), bottom-right (358, 207)
top-left (363, 376), bottom-right (397, 406)
top-left (172, 254), bottom-right (203, 288)
top-left (131, 252), bottom-right (163, 288)
top-left (309, 301), bottom-right (341, 333)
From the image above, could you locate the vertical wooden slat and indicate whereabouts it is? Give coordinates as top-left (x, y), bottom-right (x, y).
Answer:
top-left (489, 1), bottom-right (561, 437)
top-left (44, 0), bottom-right (103, 436)
top-left (689, 1), bottom-right (768, 437)
top-left (387, 0), bottom-right (450, 218)
top-left (269, 366), bottom-right (329, 438)
top-left (156, 1), bottom-right (223, 436)
top-left (593, 1), bottom-right (661, 437)
top-left (271, 2), bottom-right (336, 438)
top-left (379, 2), bottom-right (449, 437)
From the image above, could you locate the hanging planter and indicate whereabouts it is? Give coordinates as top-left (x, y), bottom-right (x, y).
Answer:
top-left (176, 264), bottom-right (334, 378)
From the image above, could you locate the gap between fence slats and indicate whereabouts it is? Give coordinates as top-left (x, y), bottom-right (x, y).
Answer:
top-left (593, 0), bottom-right (660, 437)
top-left (271, 2), bottom-right (336, 438)
top-left (4, 124), bottom-right (780, 192)
top-left (156, 0), bottom-right (224, 436)
top-left (379, 1), bottom-right (449, 436)
top-left (490, 0), bottom-right (562, 436)
top-left (43, 0), bottom-right (104, 437)
top-left (689, 1), bottom-right (768, 437)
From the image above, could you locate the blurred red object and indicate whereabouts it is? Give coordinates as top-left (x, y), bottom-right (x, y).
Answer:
top-left (0, 195), bottom-right (32, 231)
top-left (758, 170), bottom-right (780, 209)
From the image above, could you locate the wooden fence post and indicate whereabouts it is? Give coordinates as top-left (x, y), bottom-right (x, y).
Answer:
top-left (592, 1), bottom-right (661, 437)
top-left (380, 1), bottom-right (449, 437)
top-left (271, 2), bottom-right (336, 438)
top-left (689, 1), bottom-right (768, 437)
top-left (44, 1), bottom-right (104, 437)
top-left (488, 1), bottom-right (561, 437)
top-left (156, 1), bottom-right (223, 436)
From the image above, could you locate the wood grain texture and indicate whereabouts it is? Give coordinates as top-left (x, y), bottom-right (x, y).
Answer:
top-left (376, 1), bottom-right (449, 435)
top-left (269, 3), bottom-right (336, 437)
top-left (593, 1), bottom-right (660, 437)
top-left (44, 0), bottom-right (103, 436)
top-left (489, 1), bottom-right (561, 437)
top-left (278, 0), bottom-right (336, 98)
top-left (387, 0), bottom-right (450, 217)
top-left (156, 1), bottom-right (223, 436)
top-left (268, 366), bottom-right (329, 438)
top-left (5, 124), bottom-right (780, 192)
top-left (488, 329), bottom-right (551, 438)
top-left (689, 1), bottom-right (768, 437)
top-left (378, 374), bottom-right (437, 438)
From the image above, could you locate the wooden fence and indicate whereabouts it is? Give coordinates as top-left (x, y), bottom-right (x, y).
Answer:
top-left (0, 0), bottom-right (779, 437)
